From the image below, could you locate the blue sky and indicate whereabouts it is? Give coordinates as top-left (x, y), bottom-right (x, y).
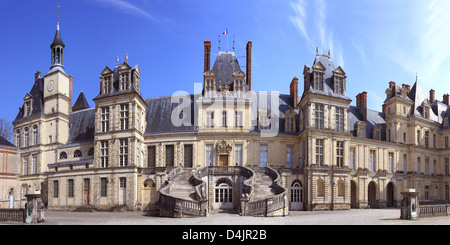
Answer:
top-left (1, 0), bottom-right (450, 125)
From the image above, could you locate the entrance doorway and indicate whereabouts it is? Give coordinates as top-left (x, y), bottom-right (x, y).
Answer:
top-left (119, 177), bottom-right (126, 205)
top-left (386, 182), bottom-right (395, 207)
top-left (219, 155), bottom-right (229, 166)
top-left (350, 180), bottom-right (357, 208)
top-left (290, 181), bottom-right (303, 210)
top-left (368, 181), bottom-right (377, 208)
top-left (83, 179), bottom-right (90, 205)
top-left (214, 178), bottom-right (233, 210)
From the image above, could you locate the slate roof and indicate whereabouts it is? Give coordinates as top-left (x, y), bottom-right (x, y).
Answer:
top-left (51, 22), bottom-right (65, 48)
top-left (349, 106), bottom-right (386, 139)
top-left (72, 91), bottom-right (90, 112)
top-left (13, 78), bottom-right (44, 124)
top-left (93, 62), bottom-right (141, 100)
top-left (303, 54), bottom-right (351, 101)
top-left (210, 51), bottom-right (248, 91)
top-left (0, 135), bottom-right (16, 149)
top-left (67, 108), bottom-right (95, 144)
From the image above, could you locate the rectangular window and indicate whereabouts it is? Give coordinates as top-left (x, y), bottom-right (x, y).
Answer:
top-left (148, 146), bottom-right (156, 168)
top-left (336, 141), bottom-right (344, 168)
top-left (235, 144), bottom-right (243, 166)
top-left (165, 145), bottom-right (174, 167)
top-left (433, 160), bottom-right (437, 176)
top-left (206, 144), bottom-right (214, 166)
top-left (446, 136), bottom-right (449, 149)
top-left (119, 139), bottom-right (129, 167)
top-left (350, 148), bottom-right (356, 170)
top-left (260, 144), bottom-right (268, 168)
top-left (184, 144), bottom-right (193, 168)
top-left (446, 185), bottom-right (450, 201)
top-left (206, 111), bottom-right (214, 128)
top-left (53, 180), bottom-right (59, 198)
top-left (287, 146), bottom-right (294, 168)
top-left (33, 126), bottom-right (38, 145)
top-left (425, 131), bottom-right (429, 148)
top-left (31, 154), bottom-right (37, 174)
top-left (335, 108), bottom-right (344, 132)
top-left (120, 104), bottom-right (129, 130)
top-left (446, 158), bottom-right (450, 176)
top-left (316, 139), bottom-right (324, 166)
top-left (403, 154), bottom-right (407, 173)
top-left (425, 186), bottom-right (429, 200)
top-left (433, 134), bottom-right (436, 148)
top-left (417, 157), bottom-right (421, 174)
top-left (101, 107), bottom-right (110, 132)
top-left (68, 179), bottom-right (74, 198)
top-left (388, 152), bottom-right (394, 173)
top-left (23, 156), bottom-right (28, 175)
top-left (370, 150), bottom-right (376, 172)
top-left (315, 104), bottom-right (324, 130)
top-left (314, 72), bottom-right (324, 91)
top-left (222, 111), bottom-right (227, 127)
top-left (335, 76), bottom-right (344, 94)
top-left (286, 117), bottom-right (294, 132)
top-left (101, 141), bottom-right (109, 168)
top-left (417, 130), bottom-right (420, 145)
top-left (101, 178), bottom-right (107, 197)
top-left (425, 158), bottom-right (430, 175)
top-left (235, 111), bottom-right (243, 128)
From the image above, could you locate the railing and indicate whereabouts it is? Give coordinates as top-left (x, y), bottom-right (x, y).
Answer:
top-left (241, 167), bottom-right (288, 217)
top-left (0, 209), bottom-right (25, 222)
top-left (418, 204), bottom-right (450, 218)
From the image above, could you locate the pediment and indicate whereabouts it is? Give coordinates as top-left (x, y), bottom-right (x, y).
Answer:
top-left (312, 61), bottom-right (326, 71)
top-left (23, 93), bottom-right (32, 101)
top-left (333, 66), bottom-right (346, 75)
top-left (119, 62), bottom-right (132, 71)
top-left (101, 66), bottom-right (113, 75)
top-left (204, 70), bottom-right (216, 77)
top-left (132, 65), bottom-right (140, 75)
top-left (232, 70), bottom-right (245, 78)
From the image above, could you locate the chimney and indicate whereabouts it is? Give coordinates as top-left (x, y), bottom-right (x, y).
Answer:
top-left (204, 40), bottom-right (211, 73)
top-left (430, 89), bottom-right (435, 103)
top-left (356, 91), bottom-right (368, 122)
top-left (406, 84), bottom-right (410, 94)
top-left (290, 76), bottom-right (299, 110)
top-left (69, 75), bottom-right (73, 112)
top-left (389, 81), bottom-right (395, 89)
top-left (246, 41), bottom-right (252, 91)
top-left (444, 94), bottom-right (449, 106)
top-left (35, 71), bottom-right (41, 81)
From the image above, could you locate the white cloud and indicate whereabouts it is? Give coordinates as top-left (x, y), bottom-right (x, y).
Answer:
top-left (288, 0), bottom-right (345, 67)
top-left (91, 0), bottom-right (157, 22)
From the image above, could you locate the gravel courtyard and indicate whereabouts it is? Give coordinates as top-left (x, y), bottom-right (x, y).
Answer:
top-left (25, 208), bottom-right (450, 225)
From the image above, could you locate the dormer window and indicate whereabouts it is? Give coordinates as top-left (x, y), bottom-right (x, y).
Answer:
top-left (102, 76), bottom-right (111, 94)
top-left (25, 101), bottom-right (31, 116)
top-left (334, 76), bottom-right (344, 94)
top-left (373, 125), bottom-right (382, 140)
top-left (285, 110), bottom-right (296, 132)
top-left (119, 72), bottom-right (130, 91)
top-left (356, 121), bottom-right (366, 138)
top-left (259, 109), bottom-right (270, 130)
top-left (424, 106), bottom-right (430, 119)
top-left (313, 72), bottom-right (324, 91)
top-left (205, 79), bottom-right (215, 97)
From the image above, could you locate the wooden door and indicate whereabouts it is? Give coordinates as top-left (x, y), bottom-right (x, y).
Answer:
top-left (219, 155), bottom-right (228, 166)
top-left (83, 179), bottom-right (90, 205)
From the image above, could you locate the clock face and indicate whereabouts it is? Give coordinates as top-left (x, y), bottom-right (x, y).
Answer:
top-left (48, 80), bottom-right (54, 92)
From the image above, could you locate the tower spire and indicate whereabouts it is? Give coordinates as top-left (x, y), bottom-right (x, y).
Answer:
top-left (49, 9), bottom-right (65, 73)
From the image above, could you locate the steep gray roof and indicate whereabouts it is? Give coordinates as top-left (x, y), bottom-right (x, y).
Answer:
top-left (93, 62), bottom-right (141, 100)
top-left (50, 22), bottom-right (65, 48)
top-left (0, 135), bottom-right (16, 149)
top-left (67, 108), bottom-right (95, 144)
top-left (303, 54), bottom-right (351, 101)
top-left (13, 78), bottom-right (44, 124)
top-left (72, 91), bottom-right (90, 112)
top-left (211, 51), bottom-right (247, 91)
top-left (349, 106), bottom-right (386, 139)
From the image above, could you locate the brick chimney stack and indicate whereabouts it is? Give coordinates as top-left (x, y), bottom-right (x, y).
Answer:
top-left (246, 41), bottom-right (252, 91)
top-left (444, 94), bottom-right (449, 105)
top-left (356, 91), bottom-right (368, 122)
top-left (290, 76), bottom-right (298, 110)
top-left (204, 40), bottom-right (211, 73)
top-left (430, 89), bottom-right (435, 103)
top-left (389, 81), bottom-right (395, 89)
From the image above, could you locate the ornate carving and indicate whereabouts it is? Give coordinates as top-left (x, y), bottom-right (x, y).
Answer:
top-left (215, 140), bottom-right (232, 154)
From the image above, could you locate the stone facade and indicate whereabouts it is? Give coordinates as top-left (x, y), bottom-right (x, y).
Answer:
top-left (10, 22), bottom-right (450, 214)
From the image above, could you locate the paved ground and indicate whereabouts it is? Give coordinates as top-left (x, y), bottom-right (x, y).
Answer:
top-left (5, 208), bottom-right (450, 225)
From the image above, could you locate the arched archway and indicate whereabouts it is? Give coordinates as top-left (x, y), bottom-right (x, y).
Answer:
top-left (386, 182), bottom-right (395, 207)
top-left (368, 181), bottom-right (377, 208)
top-left (214, 178), bottom-right (233, 210)
top-left (290, 180), bottom-right (303, 210)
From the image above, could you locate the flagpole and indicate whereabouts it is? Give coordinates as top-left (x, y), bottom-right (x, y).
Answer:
top-left (226, 28), bottom-right (229, 52)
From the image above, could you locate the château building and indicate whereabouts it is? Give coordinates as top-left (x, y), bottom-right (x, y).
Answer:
top-left (11, 22), bottom-right (450, 216)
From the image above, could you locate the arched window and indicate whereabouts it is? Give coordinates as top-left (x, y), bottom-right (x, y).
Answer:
top-left (317, 178), bottom-right (325, 197)
top-left (33, 125), bottom-right (38, 145)
top-left (337, 179), bottom-right (345, 197)
top-left (16, 130), bottom-right (20, 147)
top-left (74, 150), bottom-right (82, 158)
top-left (215, 178), bottom-right (233, 203)
top-left (24, 127), bottom-right (29, 147)
top-left (59, 152), bottom-right (67, 159)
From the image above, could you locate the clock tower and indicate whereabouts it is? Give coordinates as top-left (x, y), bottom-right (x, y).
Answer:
top-left (43, 22), bottom-right (72, 145)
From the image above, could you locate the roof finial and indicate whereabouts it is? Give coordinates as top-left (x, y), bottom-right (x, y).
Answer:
top-left (316, 46), bottom-right (319, 54)
top-left (416, 72), bottom-right (418, 82)
top-left (57, 5), bottom-right (60, 23)
top-left (233, 35), bottom-right (235, 52)
top-left (328, 49), bottom-right (331, 57)
top-left (125, 53), bottom-right (128, 62)
top-left (116, 56), bottom-right (119, 64)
